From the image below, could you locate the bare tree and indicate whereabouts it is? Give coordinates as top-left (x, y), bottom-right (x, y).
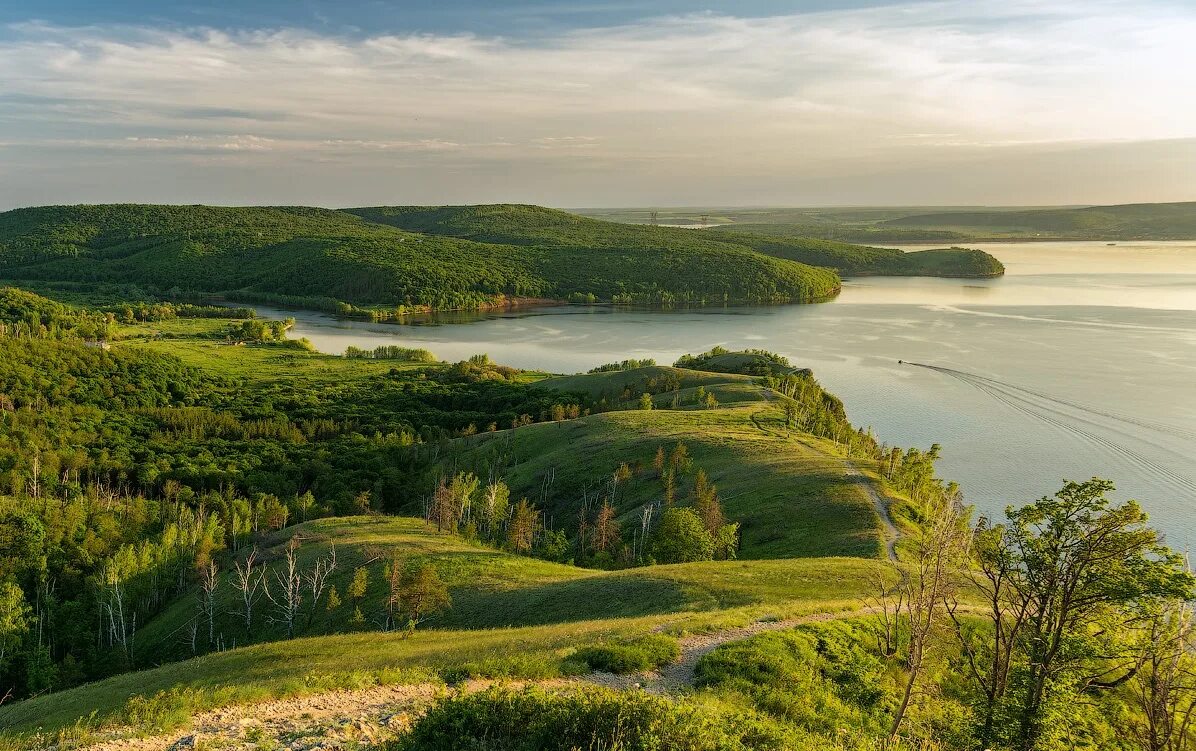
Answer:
top-left (946, 517), bottom-right (1030, 743)
top-left (304, 545), bottom-right (337, 628)
top-left (1130, 599), bottom-right (1196, 751)
top-left (98, 562), bottom-right (135, 668)
top-left (889, 484), bottom-right (968, 742)
top-left (231, 549), bottom-right (265, 638)
top-left (264, 538), bottom-right (303, 638)
top-left (863, 568), bottom-right (906, 657)
top-left (197, 559), bottom-right (219, 647)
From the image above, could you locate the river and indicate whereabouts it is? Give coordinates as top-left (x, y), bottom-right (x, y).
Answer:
top-left (255, 241), bottom-right (1196, 548)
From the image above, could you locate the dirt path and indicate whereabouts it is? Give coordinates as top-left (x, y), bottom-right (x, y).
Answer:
top-left (71, 607), bottom-right (882, 751)
top-left (846, 462), bottom-right (899, 561)
top-left (72, 679), bottom-right (554, 751)
top-left (582, 606), bottom-right (879, 694)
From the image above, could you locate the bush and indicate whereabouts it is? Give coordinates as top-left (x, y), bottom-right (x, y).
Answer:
top-left (651, 508), bottom-right (715, 564)
top-left (392, 685), bottom-right (794, 751)
top-left (574, 634), bottom-right (680, 674)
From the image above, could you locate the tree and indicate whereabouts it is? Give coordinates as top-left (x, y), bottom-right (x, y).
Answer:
top-left (507, 499), bottom-right (540, 554)
top-left (712, 523), bottom-right (740, 561)
top-left (0, 579), bottom-right (30, 672)
top-left (265, 537), bottom-right (304, 638)
top-left (653, 446), bottom-right (666, 477)
top-left (668, 442), bottom-right (690, 473)
top-left (638, 393), bottom-right (653, 410)
top-left (480, 481), bottom-right (510, 540)
top-left (384, 554), bottom-right (404, 631)
top-left (957, 479), bottom-right (1194, 750)
top-left (888, 481), bottom-right (968, 741)
top-left (303, 545), bottom-right (337, 628)
top-left (231, 549), bottom-right (265, 638)
top-left (348, 566), bottom-right (369, 603)
top-left (400, 563), bottom-right (452, 629)
top-left (650, 508), bottom-right (714, 564)
top-left (325, 585), bottom-right (341, 612)
top-left (1129, 600), bottom-right (1196, 751)
top-left (593, 501), bottom-right (621, 555)
top-left (295, 491), bottom-right (316, 522)
top-left (692, 469), bottom-right (725, 535)
top-left (197, 559), bottom-right (220, 647)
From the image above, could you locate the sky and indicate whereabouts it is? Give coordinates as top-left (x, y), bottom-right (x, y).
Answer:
top-left (1, 0), bottom-right (1195, 209)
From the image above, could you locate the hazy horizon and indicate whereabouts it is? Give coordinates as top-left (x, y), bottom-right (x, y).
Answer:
top-left (3, 0), bottom-right (1195, 209)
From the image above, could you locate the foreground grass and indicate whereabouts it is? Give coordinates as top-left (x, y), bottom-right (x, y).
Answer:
top-left (0, 551), bottom-right (884, 737)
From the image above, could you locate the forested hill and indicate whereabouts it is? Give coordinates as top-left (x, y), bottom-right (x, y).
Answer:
top-left (0, 204), bottom-right (839, 311)
top-left (0, 203), bottom-right (1002, 316)
top-left (347, 204), bottom-right (1005, 278)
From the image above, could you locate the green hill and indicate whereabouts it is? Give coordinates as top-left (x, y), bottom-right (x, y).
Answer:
top-left (0, 204), bottom-right (841, 311)
top-left (709, 232), bottom-right (1004, 277)
top-left (423, 402), bottom-right (891, 561)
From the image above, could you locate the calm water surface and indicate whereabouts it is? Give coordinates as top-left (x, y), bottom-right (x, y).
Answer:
top-left (261, 242), bottom-right (1196, 547)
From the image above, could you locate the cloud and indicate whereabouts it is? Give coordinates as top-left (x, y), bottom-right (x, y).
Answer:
top-left (1, 1), bottom-right (1195, 206)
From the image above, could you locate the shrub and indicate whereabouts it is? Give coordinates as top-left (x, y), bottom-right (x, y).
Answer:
top-left (574, 633), bottom-right (680, 674)
top-left (392, 685), bottom-right (794, 751)
top-left (650, 508), bottom-right (715, 563)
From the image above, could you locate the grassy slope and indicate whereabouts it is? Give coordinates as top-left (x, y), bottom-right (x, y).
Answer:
top-left (439, 402), bottom-right (887, 560)
top-left (0, 515), bottom-right (885, 735)
top-left (0, 204), bottom-right (840, 310)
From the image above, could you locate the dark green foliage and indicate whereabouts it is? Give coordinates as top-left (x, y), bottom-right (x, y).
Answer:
top-left (0, 286), bottom-right (115, 340)
top-left (0, 329), bottom-right (589, 700)
top-left (574, 634), bottom-right (680, 674)
top-left (712, 222), bottom-right (970, 244)
top-left (674, 347), bottom-right (797, 377)
top-left (0, 338), bottom-right (203, 409)
top-left (0, 204), bottom-right (842, 310)
top-left (651, 508), bottom-right (715, 564)
top-left (393, 685), bottom-right (794, 751)
top-left (345, 345), bottom-right (437, 362)
top-left (588, 358), bottom-right (658, 373)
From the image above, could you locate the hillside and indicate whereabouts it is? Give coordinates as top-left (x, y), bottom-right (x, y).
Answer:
top-left (427, 404), bottom-right (889, 560)
top-left (881, 200), bottom-right (1196, 239)
top-left (349, 204), bottom-right (1004, 278)
top-left (582, 202), bottom-right (1196, 241)
top-left (0, 204), bottom-right (840, 311)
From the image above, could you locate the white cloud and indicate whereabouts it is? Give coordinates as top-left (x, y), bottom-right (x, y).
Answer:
top-left (1, 1), bottom-right (1195, 206)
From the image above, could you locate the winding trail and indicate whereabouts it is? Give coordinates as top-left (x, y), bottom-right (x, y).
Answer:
top-left (583, 606), bottom-right (881, 694)
top-left (69, 607), bottom-right (884, 751)
top-left (847, 462), bottom-right (899, 562)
